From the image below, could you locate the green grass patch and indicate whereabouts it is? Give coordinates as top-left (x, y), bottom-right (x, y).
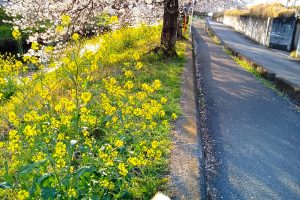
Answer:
top-left (223, 48), bottom-right (287, 98)
top-left (0, 24), bottom-right (12, 39)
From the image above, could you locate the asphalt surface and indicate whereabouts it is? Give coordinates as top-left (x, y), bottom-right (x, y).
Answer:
top-left (193, 20), bottom-right (300, 199)
top-left (208, 19), bottom-right (300, 87)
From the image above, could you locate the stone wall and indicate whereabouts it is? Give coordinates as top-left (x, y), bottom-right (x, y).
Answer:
top-left (214, 15), bottom-right (272, 47)
top-left (213, 15), bottom-right (296, 51)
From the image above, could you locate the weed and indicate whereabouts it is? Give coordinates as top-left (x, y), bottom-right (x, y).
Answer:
top-left (290, 50), bottom-right (297, 58)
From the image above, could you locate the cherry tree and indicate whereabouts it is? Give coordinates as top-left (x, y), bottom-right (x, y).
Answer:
top-left (194, 0), bottom-right (249, 12)
top-left (4, 0), bottom-right (164, 44)
top-left (3, 0), bottom-right (248, 56)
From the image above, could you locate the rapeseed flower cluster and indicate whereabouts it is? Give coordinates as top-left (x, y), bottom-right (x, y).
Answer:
top-left (0, 54), bottom-right (27, 101)
top-left (0, 20), bottom-right (184, 199)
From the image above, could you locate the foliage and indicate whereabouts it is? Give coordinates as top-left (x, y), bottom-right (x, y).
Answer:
top-left (0, 54), bottom-right (26, 101)
top-left (249, 3), bottom-right (295, 18)
top-left (224, 9), bottom-right (249, 17)
top-left (219, 3), bottom-right (296, 18)
top-left (0, 7), bottom-right (13, 39)
top-left (0, 24), bottom-right (12, 39)
top-left (0, 23), bottom-right (186, 199)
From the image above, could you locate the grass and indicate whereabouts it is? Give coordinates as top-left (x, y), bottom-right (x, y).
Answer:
top-left (216, 3), bottom-right (296, 18)
top-left (0, 24), bottom-right (12, 39)
top-left (212, 35), bottom-right (221, 45)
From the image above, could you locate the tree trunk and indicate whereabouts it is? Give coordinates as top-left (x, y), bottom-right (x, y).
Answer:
top-left (161, 0), bottom-right (179, 56)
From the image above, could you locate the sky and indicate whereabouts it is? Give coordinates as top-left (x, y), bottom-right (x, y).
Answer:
top-left (248, 0), bottom-right (300, 6)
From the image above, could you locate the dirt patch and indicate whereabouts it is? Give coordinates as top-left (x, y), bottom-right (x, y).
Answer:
top-left (168, 40), bottom-right (206, 200)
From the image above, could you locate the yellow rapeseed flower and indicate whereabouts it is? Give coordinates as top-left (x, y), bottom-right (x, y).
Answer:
top-left (32, 152), bottom-right (46, 162)
top-left (115, 140), bottom-right (124, 148)
top-left (135, 61), bottom-right (143, 70)
top-left (0, 77), bottom-right (5, 85)
top-left (54, 141), bottom-right (67, 159)
top-left (172, 113), bottom-right (178, 120)
top-left (31, 42), bottom-right (39, 51)
top-left (109, 15), bottom-right (119, 24)
top-left (81, 92), bottom-right (92, 103)
top-left (68, 188), bottom-right (77, 197)
top-left (45, 46), bottom-right (54, 53)
top-left (152, 79), bottom-right (162, 90)
top-left (124, 70), bottom-right (133, 78)
top-left (17, 190), bottom-right (29, 200)
top-left (160, 97), bottom-right (168, 104)
top-left (57, 133), bottom-right (65, 140)
top-left (101, 179), bottom-right (110, 187)
top-left (56, 158), bottom-right (66, 169)
top-left (118, 163), bottom-right (128, 176)
top-left (55, 25), bottom-right (64, 34)
top-left (159, 110), bottom-right (165, 117)
top-left (72, 33), bottom-right (80, 41)
top-left (12, 28), bottom-right (21, 40)
top-left (124, 81), bottom-right (134, 90)
top-left (133, 52), bottom-right (140, 61)
top-left (61, 14), bottom-right (71, 26)
top-left (70, 166), bottom-right (74, 173)
top-left (151, 141), bottom-right (159, 149)
top-left (128, 157), bottom-right (139, 166)
top-left (24, 125), bottom-right (37, 137)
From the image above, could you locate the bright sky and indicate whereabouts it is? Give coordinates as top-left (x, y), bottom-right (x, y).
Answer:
top-left (248, 0), bottom-right (300, 6)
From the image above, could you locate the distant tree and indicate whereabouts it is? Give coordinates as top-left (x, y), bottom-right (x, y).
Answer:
top-left (194, 0), bottom-right (248, 12)
top-left (4, 0), bottom-right (248, 56)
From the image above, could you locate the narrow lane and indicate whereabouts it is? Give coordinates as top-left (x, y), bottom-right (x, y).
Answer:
top-left (193, 20), bottom-right (300, 199)
top-left (208, 20), bottom-right (300, 87)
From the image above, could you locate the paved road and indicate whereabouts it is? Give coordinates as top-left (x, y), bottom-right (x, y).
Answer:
top-left (193, 20), bottom-right (300, 199)
top-left (208, 19), bottom-right (300, 87)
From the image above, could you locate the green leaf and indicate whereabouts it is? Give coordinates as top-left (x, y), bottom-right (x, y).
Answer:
top-left (102, 194), bottom-right (112, 200)
top-left (0, 182), bottom-right (12, 189)
top-left (38, 173), bottom-right (54, 186)
top-left (19, 163), bottom-right (36, 175)
top-left (41, 187), bottom-right (57, 200)
top-left (61, 174), bottom-right (71, 186)
top-left (76, 166), bottom-right (96, 179)
top-left (29, 176), bottom-right (38, 195)
top-left (119, 190), bottom-right (132, 199)
top-left (4, 160), bottom-right (8, 175)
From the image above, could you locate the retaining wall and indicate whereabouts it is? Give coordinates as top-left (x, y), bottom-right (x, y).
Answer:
top-left (214, 15), bottom-right (296, 51)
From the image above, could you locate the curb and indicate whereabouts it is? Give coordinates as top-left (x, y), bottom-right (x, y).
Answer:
top-left (191, 26), bottom-right (208, 200)
top-left (206, 22), bottom-right (300, 105)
